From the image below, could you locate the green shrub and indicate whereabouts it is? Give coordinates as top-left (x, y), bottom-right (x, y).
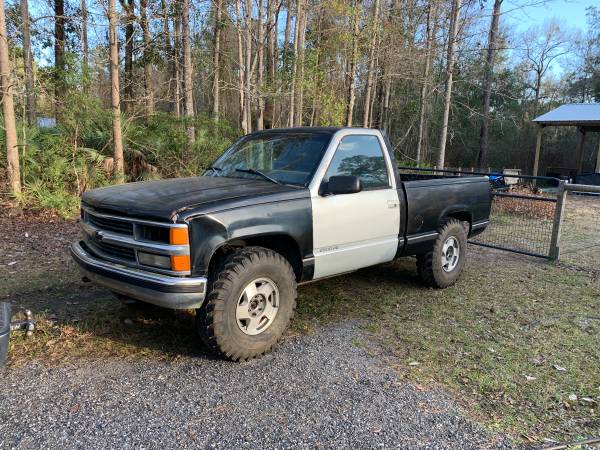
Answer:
top-left (1, 106), bottom-right (240, 217)
top-left (124, 113), bottom-right (239, 179)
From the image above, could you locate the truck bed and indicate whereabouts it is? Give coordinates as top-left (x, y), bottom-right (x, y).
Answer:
top-left (398, 174), bottom-right (491, 256)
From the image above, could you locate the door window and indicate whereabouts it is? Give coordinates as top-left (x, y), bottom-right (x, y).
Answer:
top-left (323, 135), bottom-right (390, 189)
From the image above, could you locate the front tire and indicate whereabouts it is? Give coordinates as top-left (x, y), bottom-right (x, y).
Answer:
top-left (417, 219), bottom-right (468, 288)
top-left (196, 247), bottom-right (297, 361)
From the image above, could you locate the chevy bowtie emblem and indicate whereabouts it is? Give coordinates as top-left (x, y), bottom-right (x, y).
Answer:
top-left (94, 230), bottom-right (105, 241)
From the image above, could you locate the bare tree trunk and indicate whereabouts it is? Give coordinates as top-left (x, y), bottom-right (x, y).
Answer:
top-left (294, 0), bottom-right (306, 127)
top-left (54, 0), bottom-right (65, 117)
top-left (81, 0), bottom-right (89, 69)
top-left (182, 0), bottom-right (195, 142)
top-left (236, 0), bottom-right (247, 132)
top-left (345, 2), bottom-right (360, 127)
top-left (257, 0), bottom-right (265, 130)
top-left (416, 0), bottom-right (436, 164)
top-left (477, 0), bottom-right (503, 168)
top-left (437, 0), bottom-right (461, 169)
top-left (140, 0), bottom-right (154, 117)
top-left (283, 0), bottom-right (292, 57)
top-left (310, 8), bottom-right (324, 127)
top-left (280, 0), bottom-right (292, 127)
top-left (244, 0), bottom-right (252, 131)
top-left (264, 0), bottom-right (276, 128)
top-left (20, 0), bottom-right (35, 126)
top-left (173, 13), bottom-right (182, 117)
top-left (368, 60), bottom-right (378, 127)
top-left (0, 0), bottom-right (20, 195)
top-left (379, 71), bottom-right (391, 132)
top-left (212, 0), bottom-right (223, 121)
top-left (161, 0), bottom-right (174, 112)
top-left (108, 0), bottom-right (125, 183)
top-left (362, 0), bottom-right (380, 127)
top-left (288, 2), bottom-right (298, 126)
top-left (120, 0), bottom-right (135, 112)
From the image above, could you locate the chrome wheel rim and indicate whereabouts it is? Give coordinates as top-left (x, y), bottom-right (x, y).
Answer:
top-left (441, 237), bottom-right (460, 272)
top-left (236, 278), bottom-right (279, 335)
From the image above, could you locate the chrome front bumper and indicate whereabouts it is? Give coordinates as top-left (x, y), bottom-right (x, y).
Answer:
top-left (70, 241), bottom-right (207, 309)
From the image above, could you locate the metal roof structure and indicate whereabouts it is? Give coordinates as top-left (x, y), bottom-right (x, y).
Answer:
top-left (533, 103), bottom-right (600, 129)
top-left (532, 103), bottom-right (600, 177)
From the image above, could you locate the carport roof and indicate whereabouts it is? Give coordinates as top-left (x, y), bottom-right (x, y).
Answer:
top-left (533, 103), bottom-right (600, 129)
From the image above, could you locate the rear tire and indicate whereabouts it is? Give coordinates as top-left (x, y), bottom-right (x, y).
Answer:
top-left (417, 219), bottom-right (467, 288)
top-left (196, 246), bottom-right (297, 361)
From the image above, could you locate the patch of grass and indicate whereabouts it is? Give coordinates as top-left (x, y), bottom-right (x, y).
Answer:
top-left (8, 297), bottom-right (201, 367)
top-left (294, 251), bottom-right (600, 444)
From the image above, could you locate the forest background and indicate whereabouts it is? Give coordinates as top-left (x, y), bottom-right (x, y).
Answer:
top-left (0, 0), bottom-right (598, 216)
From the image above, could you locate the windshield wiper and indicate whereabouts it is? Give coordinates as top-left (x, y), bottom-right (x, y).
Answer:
top-left (235, 168), bottom-right (281, 185)
top-left (207, 166), bottom-right (224, 176)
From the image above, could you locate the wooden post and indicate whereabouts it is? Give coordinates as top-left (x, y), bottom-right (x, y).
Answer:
top-left (595, 137), bottom-right (600, 174)
top-left (549, 180), bottom-right (567, 261)
top-left (576, 128), bottom-right (586, 175)
top-left (533, 125), bottom-right (543, 177)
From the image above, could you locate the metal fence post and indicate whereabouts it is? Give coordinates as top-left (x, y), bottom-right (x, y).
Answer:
top-left (549, 180), bottom-right (567, 261)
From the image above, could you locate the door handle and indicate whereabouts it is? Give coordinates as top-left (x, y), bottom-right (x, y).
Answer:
top-left (387, 200), bottom-right (399, 209)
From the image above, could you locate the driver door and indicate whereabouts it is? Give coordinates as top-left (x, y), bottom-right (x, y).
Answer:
top-left (311, 133), bottom-right (401, 279)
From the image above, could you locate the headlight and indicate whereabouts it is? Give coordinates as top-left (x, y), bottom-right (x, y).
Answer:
top-left (137, 252), bottom-right (172, 269)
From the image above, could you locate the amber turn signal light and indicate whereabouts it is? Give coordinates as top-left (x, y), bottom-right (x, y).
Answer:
top-left (171, 255), bottom-right (191, 272)
top-left (170, 227), bottom-right (189, 245)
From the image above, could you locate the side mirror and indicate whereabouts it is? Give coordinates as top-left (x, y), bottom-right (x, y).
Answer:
top-left (325, 175), bottom-right (362, 195)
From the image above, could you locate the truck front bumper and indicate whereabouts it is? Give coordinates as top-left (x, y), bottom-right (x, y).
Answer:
top-left (70, 241), bottom-right (207, 309)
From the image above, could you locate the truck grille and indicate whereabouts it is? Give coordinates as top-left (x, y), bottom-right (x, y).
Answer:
top-left (80, 206), bottom-right (190, 275)
top-left (88, 213), bottom-right (134, 236)
top-left (91, 240), bottom-right (136, 261)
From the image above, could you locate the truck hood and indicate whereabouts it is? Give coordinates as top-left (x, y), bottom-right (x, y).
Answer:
top-left (82, 176), bottom-right (307, 222)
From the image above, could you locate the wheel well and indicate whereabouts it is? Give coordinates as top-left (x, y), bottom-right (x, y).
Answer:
top-left (445, 211), bottom-right (472, 234)
top-left (207, 234), bottom-right (303, 282)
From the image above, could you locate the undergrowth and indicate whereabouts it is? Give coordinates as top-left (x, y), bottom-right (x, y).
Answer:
top-left (1, 91), bottom-right (239, 218)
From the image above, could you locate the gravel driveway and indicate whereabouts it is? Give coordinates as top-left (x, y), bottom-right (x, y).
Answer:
top-left (0, 322), bottom-right (513, 449)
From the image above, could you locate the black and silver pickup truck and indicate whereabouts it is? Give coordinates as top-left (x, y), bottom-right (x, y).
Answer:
top-left (70, 127), bottom-right (490, 360)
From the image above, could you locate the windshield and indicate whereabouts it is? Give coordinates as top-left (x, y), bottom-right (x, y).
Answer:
top-left (206, 132), bottom-right (331, 186)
